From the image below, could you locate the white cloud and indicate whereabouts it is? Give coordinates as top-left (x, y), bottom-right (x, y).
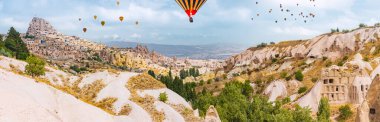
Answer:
top-left (131, 33), bottom-right (141, 38)
top-left (0, 17), bottom-right (28, 31)
top-left (273, 27), bottom-right (320, 36)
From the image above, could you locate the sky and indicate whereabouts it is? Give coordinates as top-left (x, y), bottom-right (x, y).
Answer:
top-left (0, 0), bottom-right (380, 46)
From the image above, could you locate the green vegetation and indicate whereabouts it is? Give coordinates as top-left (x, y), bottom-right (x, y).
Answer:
top-left (70, 65), bottom-right (88, 73)
top-left (317, 97), bottom-right (331, 122)
top-left (192, 81), bottom-right (314, 121)
top-left (359, 23), bottom-right (368, 28)
top-left (5, 27), bottom-right (29, 60)
top-left (257, 43), bottom-right (268, 48)
top-left (338, 105), bottom-right (353, 121)
top-left (2, 27), bottom-right (29, 59)
top-left (148, 70), bottom-right (156, 78)
top-left (298, 86), bottom-right (308, 94)
top-left (25, 55), bottom-right (46, 77)
top-left (331, 28), bottom-right (340, 33)
top-left (179, 68), bottom-right (200, 79)
top-left (159, 92), bottom-right (168, 102)
top-left (159, 70), bottom-right (197, 102)
top-left (295, 70), bottom-right (304, 81)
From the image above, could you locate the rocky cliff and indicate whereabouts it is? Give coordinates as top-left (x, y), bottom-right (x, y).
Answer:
top-left (26, 17), bottom-right (59, 37)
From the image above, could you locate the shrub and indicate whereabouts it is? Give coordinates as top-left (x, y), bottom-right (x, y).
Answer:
top-left (359, 23), bottom-right (367, 28)
top-left (199, 80), bottom-right (205, 86)
top-left (159, 92), bottom-right (168, 102)
top-left (338, 105), bottom-right (353, 121)
top-left (25, 55), bottom-right (46, 77)
top-left (285, 75), bottom-right (292, 81)
top-left (207, 79), bottom-right (212, 84)
top-left (322, 57), bottom-right (328, 61)
top-left (363, 57), bottom-right (369, 62)
top-left (312, 78), bottom-right (319, 83)
top-left (298, 87), bottom-right (308, 94)
top-left (295, 70), bottom-right (304, 81)
top-left (280, 72), bottom-right (288, 79)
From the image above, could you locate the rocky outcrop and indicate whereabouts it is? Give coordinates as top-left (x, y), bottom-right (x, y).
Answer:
top-left (26, 17), bottom-right (58, 37)
top-left (225, 27), bottom-right (380, 73)
top-left (204, 105), bottom-right (221, 122)
top-left (356, 100), bottom-right (370, 122)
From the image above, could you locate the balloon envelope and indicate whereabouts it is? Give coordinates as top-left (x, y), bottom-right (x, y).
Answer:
top-left (119, 16), bottom-right (124, 22)
top-left (175, 0), bottom-right (207, 17)
top-left (101, 21), bottom-right (105, 26)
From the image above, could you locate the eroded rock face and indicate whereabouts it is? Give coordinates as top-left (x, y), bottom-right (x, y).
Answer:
top-left (204, 105), bottom-right (221, 122)
top-left (225, 27), bottom-right (380, 73)
top-left (356, 100), bottom-right (370, 122)
top-left (26, 17), bottom-right (58, 37)
top-left (368, 75), bottom-right (380, 121)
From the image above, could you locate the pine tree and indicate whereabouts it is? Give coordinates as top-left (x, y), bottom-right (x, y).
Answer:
top-left (4, 27), bottom-right (29, 60)
top-left (317, 97), bottom-right (331, 122)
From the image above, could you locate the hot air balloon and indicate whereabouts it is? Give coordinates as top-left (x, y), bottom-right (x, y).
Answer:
top-left (175, 0), bottom-right (207, 23)
top-left (94, 15), bottom-right (97, 20)
top-left (79, 18), bottom-right (82, 21)
top-left (135, 21), bottom-right (139, 25)
top-left (101, 21), bottom-right (106, 26)
top-left (83, 28), bottom-right (87, 33)
top-left (119, 16), bottom-right (124, 22)
top-left (116, 0), bottom-right (120, 6)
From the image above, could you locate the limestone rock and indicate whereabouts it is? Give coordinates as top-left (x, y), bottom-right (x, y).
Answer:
top-left (356, 100), bottom-right (369, 122)
top-left (26, 17), bottom-right (58, 37)
top-left (204, 105), bottom-right (221, 122)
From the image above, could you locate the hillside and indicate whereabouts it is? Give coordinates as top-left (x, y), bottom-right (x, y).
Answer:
top-left (0, 56), bottom-right (200, 122)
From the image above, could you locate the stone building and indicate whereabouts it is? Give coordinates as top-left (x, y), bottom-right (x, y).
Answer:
top-left (320, 66), bottom-right (371, 104)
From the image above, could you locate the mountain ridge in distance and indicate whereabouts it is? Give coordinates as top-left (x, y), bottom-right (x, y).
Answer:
top-left (105, 41), bottom-right (248, 59)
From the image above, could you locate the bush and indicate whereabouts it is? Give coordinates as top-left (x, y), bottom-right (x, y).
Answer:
top-left (298, 87), bottom-right (308, 94)
top-left (285, 75), bottom-right (292, 81)
top-left (25, 55), bottom-right (46, 77)
top-left (312, 78), bottom-right (318, 83)
top-left (199, 80), bottom-right (205, 86)
top-left (363, 57), bottom-right (369, 62)
top-left (159, 92), bottom-right (168, 102)
top-left (338, 105), bottom-right (353, 121)
top-left (322, 57), bottom-right (328, 61)
top-left (295, 70), bottom-right (304, 81)
top-left (280, 72), bottom-right (288, 79)
top-left (359, 23), bottom-right (367, 28)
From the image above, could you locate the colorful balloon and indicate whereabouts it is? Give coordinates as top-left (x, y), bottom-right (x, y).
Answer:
top-left (94, 15), bottom-right (97, 20)
top-left (175, 0), bottom-right (207, 23)
top-left (119, 16), bottom-right (124, 22)
top-left (101, 21), bottom-right (105, 26)
top-left (83, 28), bottom-right (87, 33)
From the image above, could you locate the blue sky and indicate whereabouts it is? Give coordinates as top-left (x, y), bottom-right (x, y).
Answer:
top-left (0, 0), bottom-right (380, 46)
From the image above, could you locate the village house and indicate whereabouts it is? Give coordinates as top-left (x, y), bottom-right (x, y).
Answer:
top-left (320, 66), bottom-right (371, 104)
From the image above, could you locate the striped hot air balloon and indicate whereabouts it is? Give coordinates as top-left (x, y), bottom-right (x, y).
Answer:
top-left (175, 0), bottom-right (207, 23)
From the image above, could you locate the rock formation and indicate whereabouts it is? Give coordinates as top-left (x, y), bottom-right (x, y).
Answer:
top-left (356, 100), bottom-right (370, 122)
top-left (204, 105), bottom-right (221, 122)
top-left (26, 17), bottom-right (58, 37)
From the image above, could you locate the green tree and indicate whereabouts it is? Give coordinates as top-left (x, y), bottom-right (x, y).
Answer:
top-left (216, 82), bottom-right (249, 122)
top-left (4, 27), bottom-right (29, 60)
top-left (25, 55), bottom-right (46, 77)
top-left (317, 97), bottom-right (331, 122)
top-left (148, 70), bottom-right (156, 78)
top-left (338, 105), bottom-right (353, 121)
top-left (295, 70), bottom-right (304, 81)
top-left (298, 87), bottom-right (308, 94)
top-left (159, 92), bottom-right (168, 102)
